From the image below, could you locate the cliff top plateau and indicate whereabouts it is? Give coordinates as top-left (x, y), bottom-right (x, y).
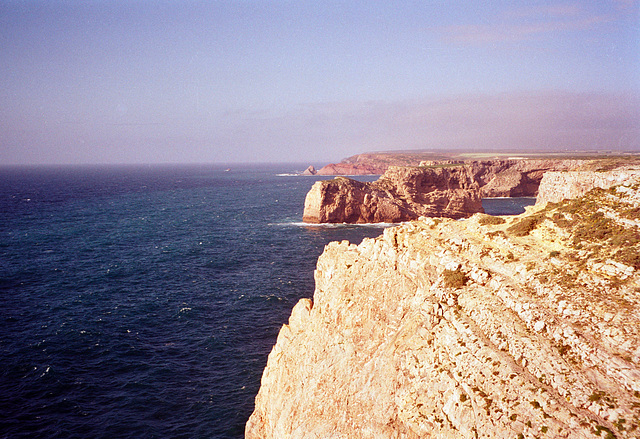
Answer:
top-left (248, 171), bottom-right (640, 438)
top-left (309, 151), bottom-right (640, 176)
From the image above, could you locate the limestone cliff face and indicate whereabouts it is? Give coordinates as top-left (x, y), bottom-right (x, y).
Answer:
top-left (302, 165), bottom-right (483, 223)
top-left (536, 169), bottom-right (640, 205)
top-left (248, 178), bottom-right (640, 438)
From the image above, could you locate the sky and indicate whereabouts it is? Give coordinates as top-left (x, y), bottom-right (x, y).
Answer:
top-left (1, 0), bottom-right (639, 165)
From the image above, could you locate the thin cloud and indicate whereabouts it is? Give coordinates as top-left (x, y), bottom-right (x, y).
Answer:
top-left (438, 3), bottom-right (614, 45)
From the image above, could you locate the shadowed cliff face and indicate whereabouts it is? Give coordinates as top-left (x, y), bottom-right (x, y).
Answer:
top-left (248, 173), bottom-right (640, 439)
top-left (464, 159), bottom-right (588, 197)
top-left (302, 165), bottom-right (484, 223)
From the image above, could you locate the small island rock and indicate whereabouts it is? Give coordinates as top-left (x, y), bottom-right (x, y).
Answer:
top-left (301, 165), bottom-right (317, 176)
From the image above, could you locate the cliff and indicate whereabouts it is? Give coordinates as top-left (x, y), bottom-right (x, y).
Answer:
top-left (316, 162), bottom-right (388, 175)
top-left (536, 169), bottom-right (640, 205)
top-left (315, 152), bottom-right (453, 175)
top-left (248, 175), bottom-right (640, 438)
top-left (301, 165), bottom-right (317, 176)
top-left (461, 159), bottom-right (588, 198)
top-left (304, 159), bottom-right (594, 224)
top-left (302, 165), bottom-right (483, 223)
top-left (313, 153), bottom-right (589, 186)
top-left (313, 152), bottom-right (639, 180)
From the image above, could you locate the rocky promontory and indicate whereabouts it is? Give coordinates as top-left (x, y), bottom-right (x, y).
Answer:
top-left (248, 174), bottom-right (640, 438)
top-left (314, 151), bottom-right (452, 175)
top-left (303, 165), bottom-right (483, 223)
top-left (303, 158), bottom-right (595, 224)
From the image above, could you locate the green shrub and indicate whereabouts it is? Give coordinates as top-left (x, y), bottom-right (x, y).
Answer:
top-left (507, 215), bottom-right (544, 236)
top-left (487, 230), bottom-right (507, 239)
top-left (478, 214), bottom-right (506, 226)
top-left (443, 269), bottom-right (467, 289)
top-left (556, 342), bottom-right (571, 356)
top-left (622, 206), bottom-right (640, 220)
top-left (614, 247), bottom-right (640, 269)
top-left (593, 424), bottom-right (617, 439)
top-left (589, 391), bottom-right (604, 402)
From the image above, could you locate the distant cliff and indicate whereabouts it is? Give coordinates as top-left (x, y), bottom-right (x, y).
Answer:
top-left (312, 153), bottom-right (589, 187)
top-left (247, 173), bottom-right (640, 438)
top-left (303, 165), bottom-right (483, 223)
top-left (315, 152), bottom-right (452, 175)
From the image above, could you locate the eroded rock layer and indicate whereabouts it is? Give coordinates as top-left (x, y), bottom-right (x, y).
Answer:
top-left (248, 177), bottom-right (640, 439)
top-left (302, 165), bottom-right (483, 223)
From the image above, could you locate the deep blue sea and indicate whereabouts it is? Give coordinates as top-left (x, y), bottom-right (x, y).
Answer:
top-left (0, 164), bottom-right (534, 439)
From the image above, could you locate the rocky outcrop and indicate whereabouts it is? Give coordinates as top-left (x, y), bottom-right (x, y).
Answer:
top-left (536, 169), bottom-right (640, 205)
top-left (302, 165), bottom-right (483, 223)
top-left (304, 159), bottom-right (595, 224)
top-left (248, 179), bottom-right (640, 438)
top-left (301, 165), bottom-right (317, 176)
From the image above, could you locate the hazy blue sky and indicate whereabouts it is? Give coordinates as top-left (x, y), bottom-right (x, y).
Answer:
top-left (1, 0), bottom-right (639, 165)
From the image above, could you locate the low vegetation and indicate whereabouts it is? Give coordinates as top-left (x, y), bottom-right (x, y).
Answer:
top-left (507, 214), bottom-right (545, 237)
top-left (443, 268), bottom-right (467, 289)
top-left (546, 188), bottom-right (640, 269)
top-left (478, 214), bottom-right (506, 226)
top-left (502, 185), bottom-right (640, 271)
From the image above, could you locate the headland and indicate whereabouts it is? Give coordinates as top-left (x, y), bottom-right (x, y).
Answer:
top-left (248, 161), bottom-right (640, 438)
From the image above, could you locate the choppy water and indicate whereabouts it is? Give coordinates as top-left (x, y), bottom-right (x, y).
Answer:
top-left (0, 165), bottom-right (533, 438)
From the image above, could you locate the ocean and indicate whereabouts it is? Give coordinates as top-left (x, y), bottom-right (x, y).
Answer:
top-left (0, 164), bottom-right (534, 438)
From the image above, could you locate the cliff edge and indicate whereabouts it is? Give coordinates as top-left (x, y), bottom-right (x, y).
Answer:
top-left (248, 174), bottom-right (640, 438)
